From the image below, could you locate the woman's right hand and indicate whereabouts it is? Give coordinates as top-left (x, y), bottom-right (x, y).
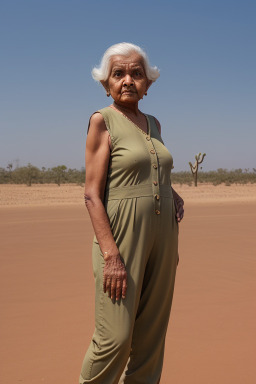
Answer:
top-left (103, 255), bottom-right (127, 301)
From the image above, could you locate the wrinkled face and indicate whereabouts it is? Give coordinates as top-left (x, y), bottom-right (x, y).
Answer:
top-left (102, 52), bottom-right (152, 105)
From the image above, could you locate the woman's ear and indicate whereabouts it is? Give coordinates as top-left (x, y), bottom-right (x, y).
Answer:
top-left (101, 81), bottom-right (110, 97)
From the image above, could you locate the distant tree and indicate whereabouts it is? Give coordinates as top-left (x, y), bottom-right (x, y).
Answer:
top-left (0, 167), bottom-right (8, 183)
top-left (10, 164), bottom-right (40, 185)
top-left (189, 153), bottom-right (206, 187)
top-left (7, 163), bottom-right (13, 172)
top-left (6, 163), bottom-right (13, 182)
top-left (25, 163), bottom-right (40, 186)
top-left (52, 165), bottom-right (67, 186)
top-left (41, 167), bottom-right (46, 183)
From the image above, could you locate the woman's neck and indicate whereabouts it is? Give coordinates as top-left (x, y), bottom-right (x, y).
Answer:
top-left (112, 101), bottom-right (140, 117)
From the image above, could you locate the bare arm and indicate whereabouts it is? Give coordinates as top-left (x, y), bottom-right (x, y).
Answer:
top-left (84, 113), bottom-right (127, 301)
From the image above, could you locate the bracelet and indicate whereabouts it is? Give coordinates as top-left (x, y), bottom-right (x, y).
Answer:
top-left (103, 251), bottom-right (110, 260)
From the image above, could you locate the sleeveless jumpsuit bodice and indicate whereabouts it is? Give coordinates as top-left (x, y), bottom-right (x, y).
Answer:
top-left (99, 106), bottom-right (175, 221)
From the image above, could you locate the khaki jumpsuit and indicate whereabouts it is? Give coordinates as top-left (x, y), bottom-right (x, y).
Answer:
top-left (79, 107), bottom-right (178, 384)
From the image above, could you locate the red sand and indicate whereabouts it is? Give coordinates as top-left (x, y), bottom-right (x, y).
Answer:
top-left (0, 189), bottom-right (256, 383)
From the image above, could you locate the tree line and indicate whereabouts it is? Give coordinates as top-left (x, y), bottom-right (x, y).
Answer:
top-left (0, 164), bottom-right (255, 186)
top-left (1, 164), bottom-right (85, 186)
top-left (171, 168), bottom-right (256, 186)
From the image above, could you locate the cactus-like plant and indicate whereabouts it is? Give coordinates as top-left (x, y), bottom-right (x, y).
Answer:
top-left (189, 153), bottom-right (206, 186)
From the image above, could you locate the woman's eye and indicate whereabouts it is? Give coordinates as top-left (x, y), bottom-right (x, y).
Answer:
top-left (114, 71), bottom-right (122, 77)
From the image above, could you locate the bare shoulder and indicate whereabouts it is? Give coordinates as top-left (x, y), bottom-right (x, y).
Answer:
top-left (152, 116), bottom-right (161, 134)
top-left (87, 112), bottom-right (110, 152)
top-left (89, 112), bottom-right (107, 133)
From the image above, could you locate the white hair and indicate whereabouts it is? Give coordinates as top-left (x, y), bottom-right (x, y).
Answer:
top-left (92, 42), bottom-right (160, 83)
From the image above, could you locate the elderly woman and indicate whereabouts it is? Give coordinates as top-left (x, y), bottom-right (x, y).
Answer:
top-left (80, 42), bottom-right (184, 384)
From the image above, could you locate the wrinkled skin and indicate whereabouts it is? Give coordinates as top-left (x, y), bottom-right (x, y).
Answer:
top-left (103, 255), bottom-right (127, 301)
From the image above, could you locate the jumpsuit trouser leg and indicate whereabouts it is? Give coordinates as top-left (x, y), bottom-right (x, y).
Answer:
top-left (79, 196), bottom-right (178, 384)
top-left (121, 197), bottom-right (178, 383)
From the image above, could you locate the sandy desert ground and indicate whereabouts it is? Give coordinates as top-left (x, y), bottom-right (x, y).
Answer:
top-left (1, 182), bottom-right (256, 206)
top-left (0, 184), bottom-right (256, 384)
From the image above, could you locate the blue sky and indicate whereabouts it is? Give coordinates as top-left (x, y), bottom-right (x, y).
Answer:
top-left (0, 0), bottom-right (255, 171)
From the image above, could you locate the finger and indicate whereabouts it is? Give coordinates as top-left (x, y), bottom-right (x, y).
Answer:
top-left (176, 211), bottom-right (181, 222)
top-left (177, 207), bottom-right (184, 221)
top-left (122, 276), bottom-right (127, 299)
top-left (115, 269), bottom-right (123, 301)
top-left (103, 273), bottom-right (107, 293)
top-left (115, 279), bottom-right (121, 301)
top-left (111, 277), bottom-right (116, 300)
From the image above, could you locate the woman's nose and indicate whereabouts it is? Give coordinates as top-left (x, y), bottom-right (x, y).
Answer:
top-left (123, 74), bottom-right (134, 86)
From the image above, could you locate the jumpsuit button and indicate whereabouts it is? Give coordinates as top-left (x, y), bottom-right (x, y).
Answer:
top-left (155, 210), bottom-right (161, 215)
top-left (150, 149), bottom-right (155, 154)
top-left (153, 164), bottom-right (157, 169)
top-left (153, 181), bottom-right (158, 186)
top-left (146, 136), bottom-right (151, 141)
top-left (155, 194), bottom-right (160, 201)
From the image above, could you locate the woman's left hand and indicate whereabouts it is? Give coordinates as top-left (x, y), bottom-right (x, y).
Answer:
top-left (175, 197), bottom-right (184, 222)
top-left (172, 188), bottom-right (184, 223)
